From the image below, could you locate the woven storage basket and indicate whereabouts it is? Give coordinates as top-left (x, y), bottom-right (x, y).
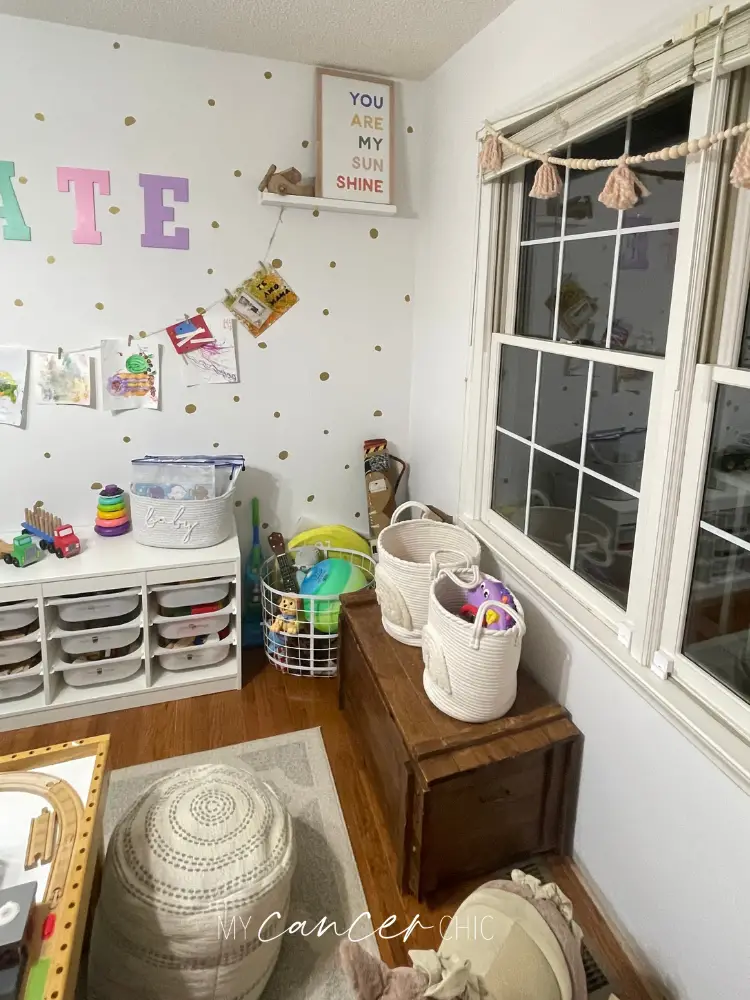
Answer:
top-left (422, 566), bottom-right (525, 723)
top-left (130, 477), bottom-right (238, 548)
top-left (375, 501), bottom-right (481, 646)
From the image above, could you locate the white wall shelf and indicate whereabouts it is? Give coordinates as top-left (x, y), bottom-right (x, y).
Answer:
top-left (259, 191), bottom-right (397, 217)
top-left (0, 525), bottom-right (242, 731)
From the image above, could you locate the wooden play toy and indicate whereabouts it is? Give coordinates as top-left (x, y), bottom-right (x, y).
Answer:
top-left (258, 164), bottom-right (315, 197)
top-left (0, 736), bottom-right (110, 1000)
top-left (94, 485), bottom-right (131, 537)
top-left (0, 535), bottom-right (42, 569)
top-left (21, 509), bottom-right (80, 559)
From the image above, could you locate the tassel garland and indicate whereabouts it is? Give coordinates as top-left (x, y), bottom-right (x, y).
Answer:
top-left (598, 157), bottom-right (650, 210)
top-left (529, 158), bottom-right (562, 199)
top-left (730, 131), bottom-right (750, 188)
top-left (479, 132), bottom-right (503, 174)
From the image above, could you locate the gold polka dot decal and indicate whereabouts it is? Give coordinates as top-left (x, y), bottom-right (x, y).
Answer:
top-left (233, 395), bottom-right (240, 402)
top-left (329, 261), bottom-right (336, 268)
top-left (307, 495), bottom-right (315, 502)
top-left (113, 41), bottom-right (121, 49)
top-left (345, 464), bottom-right (350, 470)
top-left (90, 481), bottom-right (102, 490)
top-left (234, 170), bottom-right (242, 177)
top-left (373, 409), bottom-right (382, 417)
top-left (272, 258), bottom-right (282, 268)
top-left (370, 228), bottom-right (379, 239)
top-left (407, 125), bottom-right (414, 134)
top-left (302, 140), bottom-right (309, 148)
top-left (323, 429), bottom-right (329, 435)
top-left (95, 302), bottom-right (104, 310)
top-left (196, 306), bottom-right (206, 314)
top-left (319, 372), bottom-right (330, 381)
top-left (374, 345), bottom-right (382, 351)
top-left (43, 452), bottom-right (51, 459)
top-left (355, 511), bottom-right (361, 518)
top-left (13, 299), bottom-right (23, 307)
top-left (278, 450), bottom-right (289, 460)
top-left (34, 500), bottom-right (44, 510)
top-left (185, 403), bottom-right (197, 414)
top-left (404, 294), bottom-right (411, 302)
top-left (46, 256), bottom-right (55, 264)
top-left (34, 112), bottom-right (45, 122)
top-left (213, 442), bottom-right (219, 448)
top-left (207, 98), bottom-right (216, 107)
top-left (109, 206), bottom-right (120, 215)
top-left (123, 436), bottom-right (131, 443)
top-left (312, 209), bottom-right (320, 217)
top-left (207, 268), bottom-right (214, 274)
top-left (139, 331), bottom-right (148, 338)
top-left (235, 500), bottom-right (242, 508)
top-left (258, 342), bottom-right (267, 349)
top-left (264, 71), bottom-right (272, 79)
top-left (273, 411), bottom-right (280, 418)
top-left (124, 116), bottom-right (136, 126)
top-left (211, 221), bottom-right (220, 229)
top-left (262, 522), bottom-right (269, 530)
top-left (18, 176), bottom-right (27, 185)
top-left (322, 308), bottom-right (329, 316)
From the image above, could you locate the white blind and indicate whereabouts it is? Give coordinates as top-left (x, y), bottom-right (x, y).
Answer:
top-left (483, 3), bottom-right (750, 180)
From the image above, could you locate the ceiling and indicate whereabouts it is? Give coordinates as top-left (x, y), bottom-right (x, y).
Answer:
top-left (0, 0), bottom-right (514, 80)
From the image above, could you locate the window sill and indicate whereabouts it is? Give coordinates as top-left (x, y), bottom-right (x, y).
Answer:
top-left (461, 515), bottom-right (750, 797)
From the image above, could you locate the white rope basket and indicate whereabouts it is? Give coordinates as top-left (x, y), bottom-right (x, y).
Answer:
top-left (131, 477), bottom-right (238, 548)
top-left (375, 501), bottom-right (481, 647)
top-left (422, 566), bottom-right (526, 723)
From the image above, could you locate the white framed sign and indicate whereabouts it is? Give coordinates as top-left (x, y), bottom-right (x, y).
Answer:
top-left (316, 68), bottom-right (394, 205)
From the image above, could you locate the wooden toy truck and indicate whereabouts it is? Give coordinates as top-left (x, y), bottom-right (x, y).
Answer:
top-left (0, 535), bottom-right (43, 568)
top-left (21, 509), bottom-right (80, 559)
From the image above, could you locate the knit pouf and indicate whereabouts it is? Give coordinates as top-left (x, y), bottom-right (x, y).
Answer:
top-left (88, 762), bottom-right (295, 1000)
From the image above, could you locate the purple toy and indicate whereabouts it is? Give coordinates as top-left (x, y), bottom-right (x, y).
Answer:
top-left (460, 577), bottom-right (516, 631)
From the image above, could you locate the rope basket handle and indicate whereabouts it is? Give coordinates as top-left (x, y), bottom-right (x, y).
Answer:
top-left (435, 565), bottom-right (482, 588)
top-left (428, 549), bottom-right (475, 581)
top-left (391, 501), bottom-right (435, 525)
top-left (470, 600), bottom-right (526, 649)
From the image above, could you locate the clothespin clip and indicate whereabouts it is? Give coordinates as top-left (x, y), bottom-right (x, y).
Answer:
top-left (184, 313), bottom-right (191, 322)
top-left (57, 346), bottom-right (63, 360)
top-left (224, 288), bottom-right (233, 300)
top-left (127, 334), bottom-right (133, 346)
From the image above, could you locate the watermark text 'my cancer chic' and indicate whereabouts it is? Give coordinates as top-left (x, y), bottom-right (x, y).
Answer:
top-left (217, 911), bottom-right (495, 944)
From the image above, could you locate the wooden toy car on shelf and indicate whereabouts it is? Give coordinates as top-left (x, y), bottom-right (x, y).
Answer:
top-left (21, 508), bottom-right (80, 558)
top-left (0, 535), bottom-right (42, 568)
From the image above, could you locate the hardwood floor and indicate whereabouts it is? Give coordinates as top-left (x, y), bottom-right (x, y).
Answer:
top-left (0, 653), bottom-right (654, 999)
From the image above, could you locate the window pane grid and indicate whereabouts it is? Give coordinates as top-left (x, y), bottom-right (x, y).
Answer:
top-left (523, 351), bottom-right (543, 534)
top-left (567, 361), bottom-right (595, 569)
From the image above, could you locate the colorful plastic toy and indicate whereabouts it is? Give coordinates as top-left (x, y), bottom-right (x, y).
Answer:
top-left (0, 534), bottom-right (43, 568)
top-left (460, 577), bottom-right (516, 630)
top-left (21, 507), bottom-right (80, 558)
top-left (299, 557), bottom-right (369, 634)
top-left (94, 485), bottom-right (131, 537)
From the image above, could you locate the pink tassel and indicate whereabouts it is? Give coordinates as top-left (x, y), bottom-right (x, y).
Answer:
top-left (480, 133), bottom-right (503, 174)
top-left (598, 157), bottom-right (650, 210)
top-left (730, 131), bottom-right (750, 188)
top-left (529, 158), bottom-right (562, 199)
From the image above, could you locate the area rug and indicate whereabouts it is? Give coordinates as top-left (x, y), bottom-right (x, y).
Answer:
top-left (103, 728), bottom-right (376, 1000)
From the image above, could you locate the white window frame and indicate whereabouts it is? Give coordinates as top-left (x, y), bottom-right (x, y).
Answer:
top-left (459, 75), bottom-right (750, 787)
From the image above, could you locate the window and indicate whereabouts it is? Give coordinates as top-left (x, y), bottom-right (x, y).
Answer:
top-left (464, 62), bottom-right (750, 763)
top-left (488, 91), bottom-right (692, 615)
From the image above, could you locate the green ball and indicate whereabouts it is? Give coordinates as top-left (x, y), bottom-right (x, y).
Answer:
top-left (299, 558), bottom-right (368, 633)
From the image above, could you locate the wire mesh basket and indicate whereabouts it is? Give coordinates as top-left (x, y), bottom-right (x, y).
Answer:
top-left (260, 546), bottom-right (375, 677)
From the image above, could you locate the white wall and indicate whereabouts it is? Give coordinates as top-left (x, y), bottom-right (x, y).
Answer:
top-left (0, 15), bottom-right (421, 546)
top-left (410, 2), bottom-right (750, 999)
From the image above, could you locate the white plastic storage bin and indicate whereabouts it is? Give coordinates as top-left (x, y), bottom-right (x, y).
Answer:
top-left (0, 672), bottom-right (43, 700)
top-left (154, 579), bottom-right (230, 609)
top-left (158, 644), bottom-right (230, 671)
top-left (60, 625), bottom-right (142, 656)
top-left (375, 502), bottom-right (481, 647)
top-left (421, 567), bottom-right (525, 723)
top-left (53, 590), bottom-right (141, 626)
top-left (0, 639), bottom-right (41, 667)
top-left (62, 659), bottom-right (142, 687)
top-left (0, 601), bottom-right (38, 635)
top-left (156, 613), bottom-right (231, 640)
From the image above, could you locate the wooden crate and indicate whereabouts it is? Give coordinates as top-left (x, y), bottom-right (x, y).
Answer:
top-left (338, 590), bottom-right (582, 899)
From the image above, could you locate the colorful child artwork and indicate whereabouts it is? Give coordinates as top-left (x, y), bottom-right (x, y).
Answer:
top-left (0, 347), bottom-right (28, 427)
top-left (34, 351), bottom-right (92, 406)
top-left (183, 316), bottom-right (239, 386)
top-left (223, 265), bottom-right (299, 338)
top-left (101, 340), bottom-right (160, 411)
top-left (166, 314), bottom-right (215, 355)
